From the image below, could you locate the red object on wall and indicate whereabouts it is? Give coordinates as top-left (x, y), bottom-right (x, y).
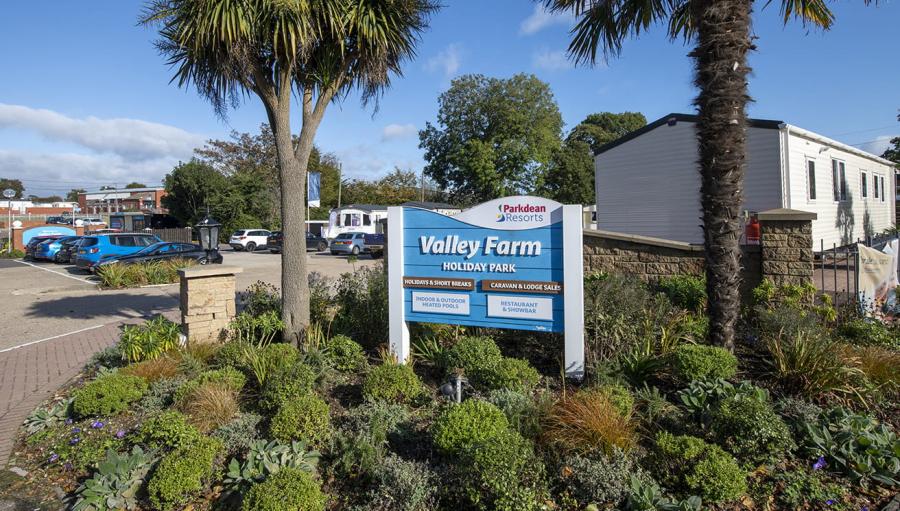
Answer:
top-left (745, 216), bottom-right (761, 245)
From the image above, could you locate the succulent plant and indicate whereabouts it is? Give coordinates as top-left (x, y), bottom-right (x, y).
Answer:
top-left (71, 446), bottom-right (155, 511)
top-left (24, 398), bottom-right (72, 434)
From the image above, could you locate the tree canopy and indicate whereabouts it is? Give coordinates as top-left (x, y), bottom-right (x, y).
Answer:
top-left (567, 112), bottom-right (647, 153)
top-left (0, 178), bottom-right (24, 199)
top-left (882, 137), bottom-right (900, 167)
top-left (125, 182), bottom-right (148, 189)
top-left (66, 189), bottom-right (86, 202)
top-left (419, 73), bottom-right (563, 205)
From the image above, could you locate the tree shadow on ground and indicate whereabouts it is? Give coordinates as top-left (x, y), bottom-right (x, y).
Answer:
top-left (23, 291), bottom-right (181, 320)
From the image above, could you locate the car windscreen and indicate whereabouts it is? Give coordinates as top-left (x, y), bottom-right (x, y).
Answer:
top-left (335, 233), bottom-right (353, 240)
top-left (232, 231), bottom-right (246, 236)
top-left (135, 243), bottom-right (166, 255)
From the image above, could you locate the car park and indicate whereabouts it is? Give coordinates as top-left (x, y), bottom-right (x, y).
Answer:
top-left (33, 236), bottom-right (81, 261)
top-left (55, 237), bottom-right (84, 264)
top-left (24, 236), bottom-right (63, 260)
top-left (329, 232), bottom-right (366, 255)
top-left (267, 231), bottom-right (329, 253)
top-left (95, 242), bottom-right (223, 268)
top-left (229, 229), bottom-right (271, 252)
top-left (74, 233), bottom-right (162, 272)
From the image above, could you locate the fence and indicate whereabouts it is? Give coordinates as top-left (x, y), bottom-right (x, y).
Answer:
top-left (148, 228), bottom-right (195, 243)
top-left (814, 232), bottom-right (900, 307)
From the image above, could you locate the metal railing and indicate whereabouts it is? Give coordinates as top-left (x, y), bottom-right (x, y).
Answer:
top-left (814, 232), bottom-right (900, 307)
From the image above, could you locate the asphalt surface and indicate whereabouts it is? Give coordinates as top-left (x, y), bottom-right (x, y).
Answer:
top-left (0, 247), bottom-right (380, 352)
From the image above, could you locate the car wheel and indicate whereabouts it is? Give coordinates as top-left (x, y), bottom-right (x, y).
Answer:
top-left (351, 246), bottom-right (360, 256)
top-left (270, 249), bottom-right (278, 254)
top-left (199, 258), bottom-right (209, 265)
top-left (317, 241), bottom-right (327, 252)
top-left (246, 242), bottom-right (257, 252)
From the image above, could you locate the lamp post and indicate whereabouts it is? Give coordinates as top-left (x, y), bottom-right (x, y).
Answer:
top-left (194, 209), bottom-right (221, 265)
top-left (3, 188), bottom-right (14, 255)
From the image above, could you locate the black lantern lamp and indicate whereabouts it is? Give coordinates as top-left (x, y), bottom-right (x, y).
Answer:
top-left (195, 208), bottom-right (221, 262)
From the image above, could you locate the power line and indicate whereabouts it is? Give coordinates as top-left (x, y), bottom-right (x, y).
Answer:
top-left (830, 124), bottom-right (899, 137)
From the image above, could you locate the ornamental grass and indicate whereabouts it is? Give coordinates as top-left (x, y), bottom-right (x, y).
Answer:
top-left (542, 389), bottom-right (635, 455)
top-left (177, 382), bottom-right (240, 433)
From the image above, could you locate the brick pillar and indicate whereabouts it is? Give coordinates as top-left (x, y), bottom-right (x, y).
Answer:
top-left (178, 265), bottom-right (242, 344)
top-left (758, 209), bottom-right (817, 286)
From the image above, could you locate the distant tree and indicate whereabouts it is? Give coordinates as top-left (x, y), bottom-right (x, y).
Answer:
top-left (882, 137), bottom-right (900, 167)
top-left (419, 74), bottom-right (563, 205)
top-left (143, 0), bottom-right (438, 343)
top-left (567, 112), bottom-right (647, 154)
top-left (27, 195), bottom-right (64, 203)
top-left (162, 160), bottom-right (230, 226)
top-left (0, 178), bottom-right (24, 198)
top-left (542, 139), bottom-right (595, 204)
top-left (342, 168), bottom-right (428, 206)
top-left (66, 189), bottom-right (86, 202)
top-left (125, 182), bottom-right (148, 189)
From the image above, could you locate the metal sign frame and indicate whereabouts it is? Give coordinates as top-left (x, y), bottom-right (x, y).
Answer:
top-left (388, 196), bottom-right (584, 378)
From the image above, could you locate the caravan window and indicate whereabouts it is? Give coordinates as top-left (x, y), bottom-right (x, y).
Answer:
top-left (861, 172), bottom-right (868, 198)
top-left (806, 160), bottom-right (816, 200)
top-left (363, 214), bottom-right (371, 226)
top-left (832, 159), bottom-right (847, 201)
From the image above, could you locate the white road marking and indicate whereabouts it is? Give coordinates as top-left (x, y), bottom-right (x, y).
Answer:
top-left (14, 259), bottom-right (97, 285)
top-left (0, 324), bottom-right (106, 354)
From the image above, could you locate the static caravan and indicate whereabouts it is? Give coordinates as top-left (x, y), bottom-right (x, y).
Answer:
top-left (324, 204), bottom-right (388, 241)
top-left (593, 113), bottom-right (896, 249)
top-left (400, 201), bottom-right (462, 216)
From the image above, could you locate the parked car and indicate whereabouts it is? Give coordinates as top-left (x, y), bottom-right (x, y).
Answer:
top-left (95, 242), bottom-right (223, 268)
top-left (55, 237), bottom-right (85, 264)
top-left (74, 233), bottom-right (162, 272)
top-left (229, 229), bottom-right (271, 252)
top-left (329, 232), bottom-right (366, 256)
top-left (34, 236), bottom-right (81, 261)
top-left (45, 216), bottom-right (66, 225)
top-left (24, 236), bottom-right (63, 260)
top-left (267, 231), bottom-right (329, 253)
top-left (363, 233), bottom-right (385, 259)
top-left (83, 218), bottom-right (107, 226)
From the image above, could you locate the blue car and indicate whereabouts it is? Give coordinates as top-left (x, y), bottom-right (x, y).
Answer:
top-left (74, 233), bottom-right (162, 272)
top-left (33, 236), bottom-right (81, 262)
top-left (329, 232), bottom-right (367, 256)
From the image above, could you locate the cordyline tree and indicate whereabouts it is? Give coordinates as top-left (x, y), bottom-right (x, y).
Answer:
top-left (545, 0), bottom-right (875, 349)
top-left (142, 0), bottom-right (437, 344)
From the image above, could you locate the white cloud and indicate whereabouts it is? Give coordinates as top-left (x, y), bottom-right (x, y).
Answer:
top-left (336, 144), bottom-right (424, 180)
top-left (859, 135), bottom-right (896, 157)
top-left (381, 123), bottom-right (417, 141)
top-left (0, 103), bottom-right (206, 160)
top-left (519, 4), bottom-right (573, 35)
top-left (533, 49), bottom-right (574, 71)
top-left (425, 44), bottom-right (461, 78)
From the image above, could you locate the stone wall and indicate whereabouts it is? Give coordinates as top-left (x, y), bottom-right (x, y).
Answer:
top-left (179, 265), bottom-right (242, 344)
top-left (757, 209), bottom-right (816, 286)
top-left (583, 230), bottom-right (705, 280)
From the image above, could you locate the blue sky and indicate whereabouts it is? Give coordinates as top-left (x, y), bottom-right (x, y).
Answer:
top-left (0, 0), bottom-right (897, 197)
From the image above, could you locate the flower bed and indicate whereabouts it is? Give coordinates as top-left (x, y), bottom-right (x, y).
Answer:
top-left (96, 258), bottom-right (198, 289)
top-left (4, 270), bottom-right (899, 510)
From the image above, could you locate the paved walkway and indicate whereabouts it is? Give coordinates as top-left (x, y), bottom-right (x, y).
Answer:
top-left (0, 323), bottom-right (121, 467)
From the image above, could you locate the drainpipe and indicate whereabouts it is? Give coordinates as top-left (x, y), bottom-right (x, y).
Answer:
top-left (778, 123), bottom-right (792, 209)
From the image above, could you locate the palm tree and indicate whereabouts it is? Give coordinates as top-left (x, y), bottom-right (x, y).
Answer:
top-left (544, 0), bottom-right (870, 349)
top-left (142, 0), bottom-right (438, 344)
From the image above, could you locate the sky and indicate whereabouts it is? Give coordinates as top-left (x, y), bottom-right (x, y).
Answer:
top-left (0, 0), bottom-right (897, 197)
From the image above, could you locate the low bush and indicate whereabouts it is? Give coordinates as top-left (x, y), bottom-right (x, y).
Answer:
top-left (136, 377), bottom-right (187, 415)
top-left (260, 361), bottom-right (316, 411)
top-left (342, 400), bottom-right (411, 438)
top-left (626, 476), bottom-right (703, 511)
top-left (478, 357), bottom-right (541, 392)
top-left (486, 389), bottom-right (548, 439)
top-left (457, 429), bottom-right (548, 511)
top-left (72, 373), bottom-right (148, 418)
top-left (224, 439), bottom-right (320, 495)
top-left (363, 454), bottom-right (438, 511)
top-left (137, 410), bottom-right (202, 450)
top-left (97, 259), bottom-right (196, 288)
top-left (260, 342), bottom-right (300, 371)
top-left (655, 275), bottom-right (706, 313)
top-left (331, 266), bottom-right (389, 348)
top-left (240, 467), bottom-right (326, 511)
top-left (362, 363), bottom-right (424, 403)
top-left (836, 317), bottom-right (900, 350)
top-left (542, 389), bottom-right (635, 455)
top-left (174, 366), bottom-right (247, 403)
top-left (709, 395), bottom-right (794, 466)
top-left (774, 396), bottom-right (823, 436)
top-left (652, 432), bottom-right (746, 504)
top-left (214, 413), bottom-right (263, 455)
top-left (677, 379), bottom-right (769, 427)
top-left (670, 344), bottom-right (737, 382)
top-left (241, 281), bottom-right (282, 316)
top-left (269, 393), bottom-right (332, 447)
top-left (147, 436), bottom-right (222, 511)
top-left (214, 340), bottom-right (250, 369)
top-left (432, 400), bottom-right (510, 454)
top-left (177, 382), bottom-right (240, 432)
top-left (757, 466), bottom-right (851, 510)
top-left (560, 448), bottom-right (647, 508)
top-left (802, 407), bottom-right (900, 486)
top-left (324, 335), bottom-right (367, 372)
top-left (228, 310), bottom-right (284, 346)
top-left (592, 383), bottom-right (635, 417)
top-left (632, 385), bottom-right (681, 435)
top-left (439, 336), bottom-right (503, 375)
top-left (71, 446), bottom-right (154, 511)
top-left (117, 316), bottom-right (181, 363)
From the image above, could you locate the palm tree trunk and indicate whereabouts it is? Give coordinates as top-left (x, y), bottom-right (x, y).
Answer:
top-left (691, 0), bottom-right (754, 350)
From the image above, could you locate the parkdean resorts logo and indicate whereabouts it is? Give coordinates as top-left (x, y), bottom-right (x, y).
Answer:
top-left (496, 203), bottom-right (546, 223)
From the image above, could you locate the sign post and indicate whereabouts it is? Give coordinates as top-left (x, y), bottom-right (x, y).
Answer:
top-left (3, 188), bottom-right (14, 254)
top-left (388, 196), bottom-right (584, 378)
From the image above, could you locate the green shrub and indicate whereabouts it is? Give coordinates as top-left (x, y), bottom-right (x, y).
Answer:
top-left (118, 316), bottom-right (182, 363)
top-left (670, 344), bottom-right (737, 382)
top-left (440, 336), bottom-right (502, 374)
top-left (343, 400), bottom-right (411, 438)
top-left (652, 432), bottom-right (746, 504)
top-left (760, 467), bottom-right (851, 510)
top-left (457, 429), bottom-right (547, 511)
top-left (656, 275), bottom-right (706, 313)
top-left (46, 419), bottom-right (127, 471)
top-left (137, 377), bottom-right (187, 414)
top-left (837, 318), bottom-right (900, 350)
top-left (215, 340), bottom-right (249, 369)
top-left (269, 393), bottom-right (332, 447)
top-left (478, 357), bottom-right (541, 392)
top-left (561, 448), bottom-right (647, 508)
top-left (432, 400), bottom-right (509, 454)
top-left (213, 413), bottom-right (264, 455)
top-left (774, 397), bottom-right (822, 436)
top-left (147, 436), bottom-right (222, 511)
top-left (260, 361), bottom-right (316, 411)
top-left (72, 373), bottom-right (148, 418)
top-left (174, 366), bottom-right (247, 403)
top-left (71, 446), bottom-right (154, 511)
top-left (324, 335), bottom-right (366, 371)
top-left (362, 363), bottom-right (424, 403)
top-left (363, 454), bottom-right (437, 511)
top-left (593, 383), bottom-right (635, 417)
top-left (261, 342), bottom-right (300, 369)
top-left (332, 266), bottom-right (389, 348)
top-left (240, 467), bottom-right (326, 511)
top-left (677, 379), bottom-right (769, 426)
top-left (228, 311), bottom-right (285, 346)
top-left (626, 476), bottom-right (703, 511)
top-left (331, 429), bottom-right (383, 480)
top-left (224, 439), bottom-right (320, 496)
top-left (241, 281), bottom-right (282, 316)
top-left (137, 410), bottom-right (202, 450)
top-left (710, 395), bottom-right (794, 466)
top-left (486, 389), bottom-right (547, 439)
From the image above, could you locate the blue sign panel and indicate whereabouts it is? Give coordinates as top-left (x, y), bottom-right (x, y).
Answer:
top-left (402, 208), bottom-right (563, 332)
top-left (22, 226), bottom-right (75, 245)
